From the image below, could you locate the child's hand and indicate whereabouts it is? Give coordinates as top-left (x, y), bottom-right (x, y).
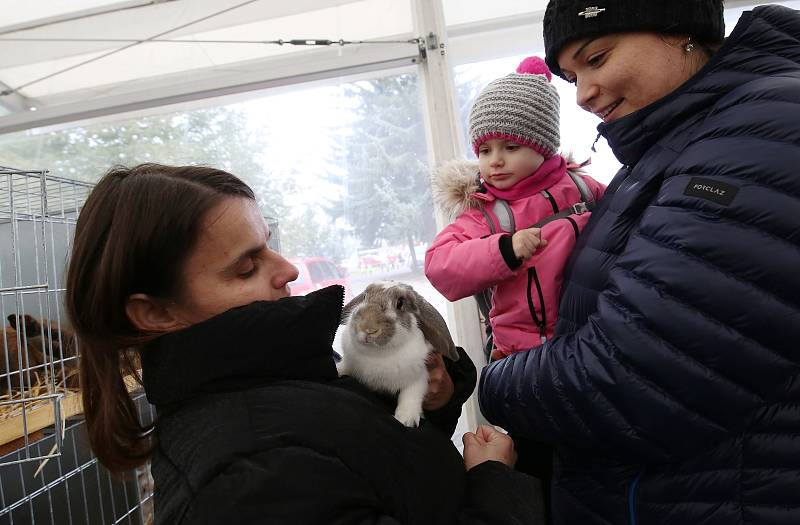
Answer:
top-left (462, 425), bottom-right (517, 470)
top-left (512, 228), bottom-right (547, 261)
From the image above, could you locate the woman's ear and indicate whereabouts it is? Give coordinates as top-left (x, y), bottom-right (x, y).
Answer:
top-left (661, 33), bottom-right (690, 49)
top-left (126, 293), bottom-right (184, 333)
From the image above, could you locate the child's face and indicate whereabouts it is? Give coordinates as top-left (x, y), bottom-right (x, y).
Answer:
top-left (478, 139), bottom-right (545, 190)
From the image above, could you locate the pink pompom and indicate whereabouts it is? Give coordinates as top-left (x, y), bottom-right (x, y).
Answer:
top-left (515, 56), bottom-right (552, 82)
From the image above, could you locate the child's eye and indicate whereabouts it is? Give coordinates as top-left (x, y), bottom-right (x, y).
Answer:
top-left (506, 144), bottom-right (519, 151)
top-left (478, 148), bottom-right (489, 155)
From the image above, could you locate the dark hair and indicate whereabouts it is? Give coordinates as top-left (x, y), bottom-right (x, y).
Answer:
top-left (696, 37), bottom-right (725, 58)
top-left (658, 33), bottom-right (725, 71)
top-left (66, 163), bottom-right (254, 475)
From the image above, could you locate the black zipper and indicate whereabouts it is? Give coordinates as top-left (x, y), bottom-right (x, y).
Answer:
top-left (565, 216), bottom-right (579, 239)
top-left (526, 267), bottom-right (547, 342)
top-left (541, 189), bottom-right (559, 213)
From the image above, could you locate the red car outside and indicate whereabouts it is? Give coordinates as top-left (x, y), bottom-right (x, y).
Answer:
top-left (289, 257), bottom-right (351, 300)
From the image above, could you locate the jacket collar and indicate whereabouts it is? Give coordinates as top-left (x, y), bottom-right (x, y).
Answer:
top-left (483, 154), bottom-right (567, 201)
top-left (141, 285), bottom-right (344, 410)
top-left (600, 6), bottom-right (796, 166)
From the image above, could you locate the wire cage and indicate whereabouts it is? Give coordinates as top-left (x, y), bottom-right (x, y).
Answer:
top-left (0, 167), bottom-right (154, 525)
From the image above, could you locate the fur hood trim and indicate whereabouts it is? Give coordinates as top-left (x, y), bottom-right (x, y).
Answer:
top-left (431, 159), bottom-right (482, 220)
top-left (431, 153), bottom-right (587, 220)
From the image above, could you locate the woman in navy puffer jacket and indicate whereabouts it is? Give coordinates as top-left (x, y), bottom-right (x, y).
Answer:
top-left (479, 2), bottom-right (800, 524)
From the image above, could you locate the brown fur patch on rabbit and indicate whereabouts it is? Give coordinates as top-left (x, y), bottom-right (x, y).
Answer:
top-left (338, 281), bottom-right (458, 427)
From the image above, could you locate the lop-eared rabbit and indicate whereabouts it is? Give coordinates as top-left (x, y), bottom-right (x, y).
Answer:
top-left (338, 281), bottom-right (459, 427)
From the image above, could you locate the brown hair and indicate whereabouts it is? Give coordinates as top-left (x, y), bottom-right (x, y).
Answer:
top-left (66, 163), bottom-right (254, 475)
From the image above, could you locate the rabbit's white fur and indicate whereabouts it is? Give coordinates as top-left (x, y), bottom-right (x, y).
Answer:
top-left (339, 320), bottom-right (430, 427)
top-left (337, 281), bottom-right (437, 427)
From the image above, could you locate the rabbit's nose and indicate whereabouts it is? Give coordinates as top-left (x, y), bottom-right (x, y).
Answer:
top-left (364, 327), bottom-right (380, 335)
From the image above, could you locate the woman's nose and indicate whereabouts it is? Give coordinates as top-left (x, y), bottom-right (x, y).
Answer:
top-left (272, 254), bottom-right (299, 289)
top-left (576, 79), bottom-right (599, 113)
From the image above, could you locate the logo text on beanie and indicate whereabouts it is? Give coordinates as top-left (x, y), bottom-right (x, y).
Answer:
top-left (683, 177), bottom-right (739, 206)
top-left (578, 6), bottom-right (606, 18)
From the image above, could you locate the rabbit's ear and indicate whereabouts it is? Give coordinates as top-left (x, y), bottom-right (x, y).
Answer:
top-left (410, 289), bottom-right (460, 362)
top-left (341, 291), bottom-right (367, 325)
top-left (8, 314), bottom-right (41, 335)
top-left (24, 315), bottom-right (42, 335)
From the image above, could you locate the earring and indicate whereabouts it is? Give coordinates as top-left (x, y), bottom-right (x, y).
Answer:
top-left (684, 37), bottom-right (695, 53)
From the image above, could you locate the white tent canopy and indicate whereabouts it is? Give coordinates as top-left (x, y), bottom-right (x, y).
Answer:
top-left (0, 0), bottom-right (556, 132)
top-left (0, 0), bottom-right (775, 134)
top-left (0, 0), bottom-right (417, 98)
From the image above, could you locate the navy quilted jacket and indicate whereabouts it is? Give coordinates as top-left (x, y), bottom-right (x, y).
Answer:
top-left (479, 6), bottom-right (800, 525)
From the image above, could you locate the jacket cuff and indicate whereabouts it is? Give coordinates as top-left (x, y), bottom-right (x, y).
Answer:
top-left (499, 235), bottom-right (522, 270)
top-left (465, 461), bottom-right (546, 522)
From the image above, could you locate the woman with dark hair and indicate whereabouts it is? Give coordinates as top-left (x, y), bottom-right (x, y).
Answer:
top-left (479, 2), bottom-right (800, 524)
top-left (66, 163), bottom-right (543, 524)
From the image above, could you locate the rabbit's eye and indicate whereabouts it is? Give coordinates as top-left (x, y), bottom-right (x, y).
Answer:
top-left (396, 297), bottom-right (404, 310)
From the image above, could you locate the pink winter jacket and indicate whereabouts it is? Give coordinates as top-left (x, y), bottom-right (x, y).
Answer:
top-left (425, 155), bottom-right (606, 357)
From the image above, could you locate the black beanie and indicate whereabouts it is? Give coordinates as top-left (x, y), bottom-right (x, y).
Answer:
top-left (543, 1), bottom-right (725, 79)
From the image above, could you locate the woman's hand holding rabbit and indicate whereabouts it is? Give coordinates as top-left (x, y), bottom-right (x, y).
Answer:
top-left (422, 352), bottom-right (454, 410)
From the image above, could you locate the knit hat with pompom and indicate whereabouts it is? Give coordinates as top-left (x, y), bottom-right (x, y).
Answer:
top-left (468, 56), bottom-right (560, 158)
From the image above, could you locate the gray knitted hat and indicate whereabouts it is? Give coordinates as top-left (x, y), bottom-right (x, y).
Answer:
top-left (468, 56), bottom-right (560, 158)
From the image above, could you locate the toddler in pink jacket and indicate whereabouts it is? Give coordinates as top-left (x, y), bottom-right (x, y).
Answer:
top-left (425, 56), bottom-right (605, 360)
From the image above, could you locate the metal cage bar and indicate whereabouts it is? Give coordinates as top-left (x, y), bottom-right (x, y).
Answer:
top-left (0, 168), bottom-right (152, 524)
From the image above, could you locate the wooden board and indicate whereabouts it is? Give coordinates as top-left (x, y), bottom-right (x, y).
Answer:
top-left (0, 373), bottom-right (143, 448)
top-left (0, 391), bottom-right (83, 448)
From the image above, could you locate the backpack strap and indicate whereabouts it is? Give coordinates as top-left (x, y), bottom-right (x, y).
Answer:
top-left (474, 288), bottom-right (494, 323)
top-left (525, 167), bottom-right (596, 228)
top-left (477, 179), bottom-right (515, 235)
top-left (478, 206), bottom-right (498, 235)
top-left (481, 167), bottom-right (594, 233)
top-left (474, 187), bottom-right (514, 356)
top-left (492, 199), bottom-right (516, 233)
top-left (530, 201), bottom-right (591, 228)
top-left (479, 198), bottom-right (515, 234)
top-left (566, 165), bottom-right (595, 211)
